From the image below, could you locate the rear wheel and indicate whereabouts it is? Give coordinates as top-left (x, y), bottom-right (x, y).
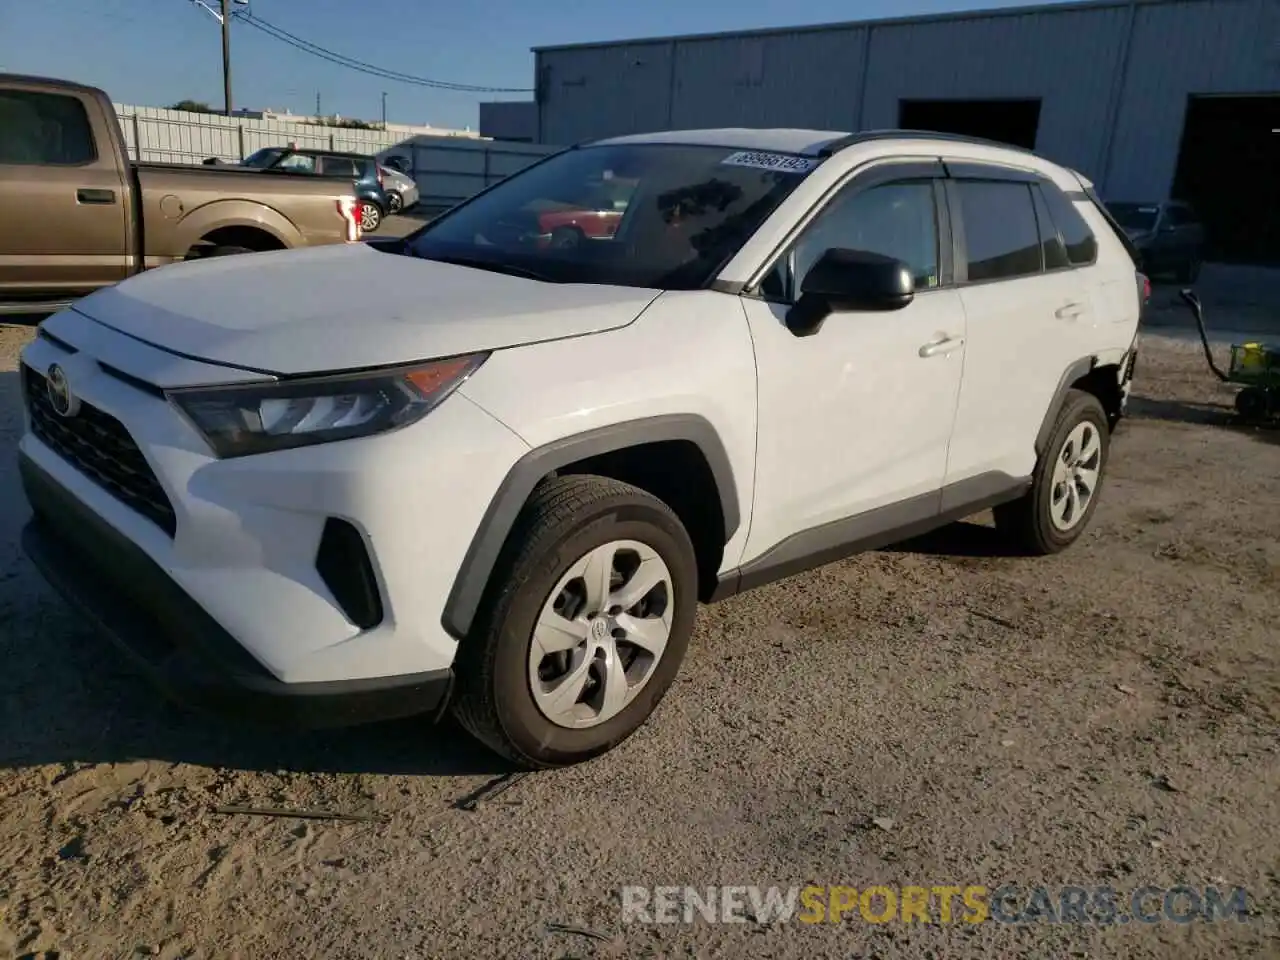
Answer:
top-left (206, 245), bottom-right (256, 258)
top-left (451, 475), bottom-right (698, 769)
top-left (994, 389), bottom-right (1110, 555)
top-left (359, 202), bottom-right (382, 233)
top-left (1235, 387), bottom-right (1271, 421)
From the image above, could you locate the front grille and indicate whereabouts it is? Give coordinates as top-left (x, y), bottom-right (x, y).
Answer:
top-left (23, 365), bottom-right (177, 537)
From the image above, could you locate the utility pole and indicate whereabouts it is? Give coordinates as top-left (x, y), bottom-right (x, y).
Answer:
top-left (221, 0), bottom-right (233, 115)
top-left (381, 91), bottom-right (387, 129)
top-left (316, 91), bottom-right (322, 117)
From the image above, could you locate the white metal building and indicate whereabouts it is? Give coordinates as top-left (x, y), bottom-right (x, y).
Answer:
top-left (530, 0), bottom-right (1280, 263)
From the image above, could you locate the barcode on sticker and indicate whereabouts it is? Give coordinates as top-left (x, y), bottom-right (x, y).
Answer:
top-left (720, 151), bottom-right (818, 173)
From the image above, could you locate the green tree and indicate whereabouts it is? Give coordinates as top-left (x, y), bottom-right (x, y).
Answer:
top-left (169, 100), bottom-right (215, 114)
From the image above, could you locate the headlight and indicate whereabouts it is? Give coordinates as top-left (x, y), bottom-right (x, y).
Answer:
top-left (168, 353), bottom-right (487, 458)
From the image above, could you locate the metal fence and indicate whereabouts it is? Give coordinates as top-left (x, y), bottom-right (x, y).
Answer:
top-left (114, 103), bottom-right (558, 211)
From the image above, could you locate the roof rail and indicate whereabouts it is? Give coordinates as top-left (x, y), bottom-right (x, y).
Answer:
top-left (817, 129), bottom-right (1037, 157)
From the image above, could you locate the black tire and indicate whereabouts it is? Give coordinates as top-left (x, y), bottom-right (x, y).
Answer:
top-left (1235, 387), bottom-right (1269, 421)
top-left (206, 245), bottom-right (256, 257)
top-left (387, 191), bottom-right (403, 214)
top-left (451, 475), bottom-right (699, 769)
top-left (358, 202), bottom-right (382, 233)
top-left (993, 389), bottom-right (1111, 555)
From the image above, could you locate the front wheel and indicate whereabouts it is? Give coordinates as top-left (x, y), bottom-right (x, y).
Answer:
top-left (358, 202), bottom-right (382, 233)
top-left (387, 191), bottom-right (403, 214)
top-left (994, 389), bottom-right (1110, 555)
top-left (451, 475), bottom-right (699, 769)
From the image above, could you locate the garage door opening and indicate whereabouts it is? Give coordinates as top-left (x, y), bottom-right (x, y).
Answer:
top-left (1171, 94), bottom-right (1280, 266)
top-left (898, 99), bottom-right (1041, 149)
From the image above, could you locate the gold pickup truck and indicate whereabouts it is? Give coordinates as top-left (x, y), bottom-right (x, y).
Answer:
top-left (0, 74), bottom-right (363, 316)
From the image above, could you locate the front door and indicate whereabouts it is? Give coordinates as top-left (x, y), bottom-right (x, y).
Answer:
top-left (0, 88), bottom-right (129, 299)
top-left (739, 163), bottom-right (967, 566)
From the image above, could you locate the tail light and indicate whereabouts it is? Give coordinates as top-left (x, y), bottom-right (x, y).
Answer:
top-left (337, 196), bottom-right (361, 242)
top-left (1140, 273), bottom-right (1151, 303)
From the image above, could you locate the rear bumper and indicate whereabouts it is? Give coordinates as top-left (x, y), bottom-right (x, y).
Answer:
top-left (20, 454), bottom-right (452, 729)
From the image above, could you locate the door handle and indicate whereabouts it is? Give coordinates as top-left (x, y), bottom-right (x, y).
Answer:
top-left (76, 188), bottom-right (116, 204)
top-left (918, 336), bottom-right (964, 358)
top-left (1055, 301), bottom-right (1086, 320)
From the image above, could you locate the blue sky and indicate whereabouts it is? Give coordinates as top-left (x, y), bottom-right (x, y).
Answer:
top-left (2, 0), bottom-right (1075, 130)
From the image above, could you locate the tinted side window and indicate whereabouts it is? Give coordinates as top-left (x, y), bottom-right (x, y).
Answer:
top-left (1032, 185), bottom-right (1070, 270)
top-left (278, 153), bottom-right (317, 172)
top-left (956, 180), bottom-right (1042, 282)
top-left (0, 91), bottom-right (96, 165)
top-left (764, 180), bottom-right (939, 300)
top-left (1039, 182), bottom-right (1098, 266)
top-left (321, 156), bottom-right (359, 177)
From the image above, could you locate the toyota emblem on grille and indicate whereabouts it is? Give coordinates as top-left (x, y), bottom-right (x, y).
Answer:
top-left (46, 363), bottom-right (80, 418)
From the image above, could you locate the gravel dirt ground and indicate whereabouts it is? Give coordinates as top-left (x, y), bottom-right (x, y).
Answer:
top-left (0, 288), bottom-right (1277, 960)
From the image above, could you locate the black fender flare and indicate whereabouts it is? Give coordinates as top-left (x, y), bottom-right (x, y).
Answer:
top-left (1035, 356), bottom-right (1098, 456)
top-left (441, 414), bottom-right (740, 640)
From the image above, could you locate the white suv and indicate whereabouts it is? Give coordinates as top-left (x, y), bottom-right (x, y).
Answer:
top-left (19, 129), bottom-right (1142, 768)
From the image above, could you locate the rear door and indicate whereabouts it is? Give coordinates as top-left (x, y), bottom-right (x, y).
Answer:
top-left (0, 87), bottom-right (129, 299)
top-left (942, 166), bottom-right (1095, 494)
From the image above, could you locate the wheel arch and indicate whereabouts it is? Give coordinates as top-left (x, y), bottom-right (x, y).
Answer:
top-left (441, 414), bottom-right (740, 641)
top-left (172, 202), bottom-right (301, 256)
top-left (1035, 355), bottom-right (1125, 455)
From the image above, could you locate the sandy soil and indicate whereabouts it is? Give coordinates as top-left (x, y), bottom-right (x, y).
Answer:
top-left (0, 301), bottom-right (1277, 959)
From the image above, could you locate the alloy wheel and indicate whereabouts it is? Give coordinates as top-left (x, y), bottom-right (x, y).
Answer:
top-left (1049, 421), bottom-right (1102, 531)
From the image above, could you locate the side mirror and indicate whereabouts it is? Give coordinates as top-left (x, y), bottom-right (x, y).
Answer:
top-left (786, 248), bottom-right (915, 336)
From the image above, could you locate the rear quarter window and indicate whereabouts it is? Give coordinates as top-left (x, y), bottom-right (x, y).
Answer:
top-left (1039, 181), bottom-right (1098, 266)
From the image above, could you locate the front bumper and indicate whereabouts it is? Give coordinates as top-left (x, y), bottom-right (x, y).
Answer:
top-left (21, 454), bottom-right (452, 729)
top-left (18, 307), bottom-right (532, 717)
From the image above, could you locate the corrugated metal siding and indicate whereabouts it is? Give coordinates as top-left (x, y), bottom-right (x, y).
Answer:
top-left (669, 28), bottom-right (869, 131)
top-left (1105, 0), bottom-right (1280, 200)
top-left (538, 42), bottom-right (675, 144)
top-left (859, 5), bottom-right (1130, 176)
top-left (536, 0), bottom-right (1278, 197)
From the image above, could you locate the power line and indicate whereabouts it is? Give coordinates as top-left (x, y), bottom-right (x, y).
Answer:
top-left (232, 11), bottom-right (533, 94)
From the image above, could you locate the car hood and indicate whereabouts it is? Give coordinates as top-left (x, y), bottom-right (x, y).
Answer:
top-left (71, 243), bottom-right (662, 376)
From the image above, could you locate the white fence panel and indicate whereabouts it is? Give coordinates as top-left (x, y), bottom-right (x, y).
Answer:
top-left (113, 104), bottom-right (559, 211)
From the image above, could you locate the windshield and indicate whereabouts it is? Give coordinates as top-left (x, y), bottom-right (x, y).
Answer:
top-left (405, 143), bottom-right (821, 289)
top-left (242, 148), bottom-right (285, 169)
top-left (1107, 202), bottom-right (1160, 232)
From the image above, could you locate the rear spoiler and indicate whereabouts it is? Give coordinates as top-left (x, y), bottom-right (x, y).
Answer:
top-left (1070, 170), bottom-right (1144, 269)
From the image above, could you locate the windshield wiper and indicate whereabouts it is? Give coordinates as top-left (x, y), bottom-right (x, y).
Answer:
top-left (419, 253), bottom-right (554, 283)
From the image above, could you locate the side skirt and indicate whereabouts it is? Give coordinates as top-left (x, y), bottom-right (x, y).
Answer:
top-left (709, 471), bottom-right (1030, 602)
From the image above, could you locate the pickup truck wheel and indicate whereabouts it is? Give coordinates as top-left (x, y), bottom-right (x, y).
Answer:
top-left (451, 475), bottom-right (698, 769)
top-left (994, 389), bottom-right (1110, 555)
top-left (206, 245), bottom-right (255, 258)
top-left (358, 202), bottom-right (382, 233)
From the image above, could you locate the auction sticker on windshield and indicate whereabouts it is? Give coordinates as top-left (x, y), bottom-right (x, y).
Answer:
top-left (720, 151), bottom-right (819, 173)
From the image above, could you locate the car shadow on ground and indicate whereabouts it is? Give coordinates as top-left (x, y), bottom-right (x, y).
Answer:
top-left (880, 519), bottom-right (1026, 559)
top-left (0, 611), bottom-right (513, 778)
top-left (1127, 395), bottom-right (1279, 445)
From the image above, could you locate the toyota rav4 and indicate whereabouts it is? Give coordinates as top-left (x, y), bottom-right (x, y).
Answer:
top-left (19, 128), bottom-right (1142, 768)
